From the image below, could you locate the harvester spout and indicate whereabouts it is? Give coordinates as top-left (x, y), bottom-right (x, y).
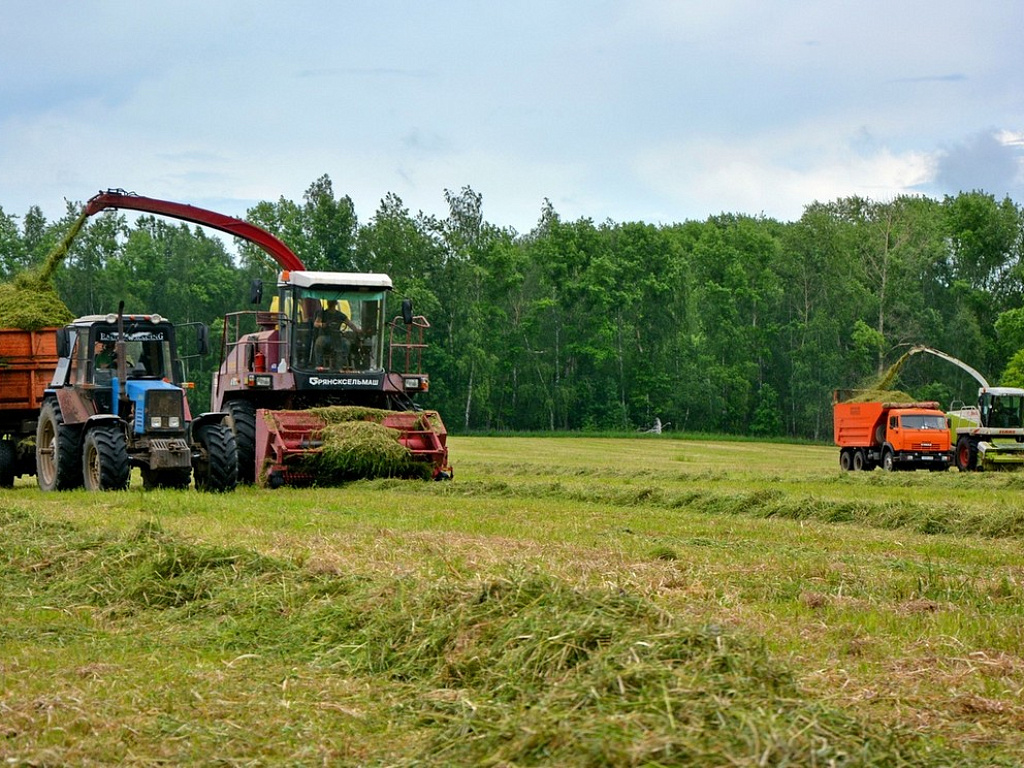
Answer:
top-left (907, 345), bottom-right (990, 388)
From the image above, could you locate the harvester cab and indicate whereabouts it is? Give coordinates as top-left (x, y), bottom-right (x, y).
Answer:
top-left (213, 270), bottom-right (450, 486)
top-left (36, 312), bottom-right (238, 492)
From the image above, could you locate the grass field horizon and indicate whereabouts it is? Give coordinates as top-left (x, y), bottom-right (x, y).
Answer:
top-left (2, 435), bottom-right (1023, 765)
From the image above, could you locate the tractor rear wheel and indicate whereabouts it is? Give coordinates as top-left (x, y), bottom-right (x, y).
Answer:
top-left (227, 400), bottom-right (256, 484)
top-left (82, 426), bottom-right (130, 491)
top-left (36, 400), bottom-right (83, 491)
top-left (194, 423), bottom-right (238, 493)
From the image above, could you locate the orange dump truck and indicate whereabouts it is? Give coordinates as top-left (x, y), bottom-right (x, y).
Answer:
top-left (0, 327), bottom-right (59, 486)
top-left (833, 394), bottom-right (952, 472)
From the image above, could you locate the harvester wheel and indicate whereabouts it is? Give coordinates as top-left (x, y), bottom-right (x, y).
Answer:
top-left (82, 425), bottom-right (130, 491)
top-left (955, 436), bottom-right (978, 472)
top-left (194, 423), bottom-right (238, 493)
top-left (227, 400), bottom-right (257, 484)
top-left (36, 400), bottom-right (83, 491)
top-left (882, 448), bottom-right (896, 472)
top-left (0, 440), bottom-right (16, 488)
top-left (839, 450), bottom-right (853, 471)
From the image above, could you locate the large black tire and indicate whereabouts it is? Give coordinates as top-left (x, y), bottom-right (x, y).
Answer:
top-left (955, 436), bottom-right (978, 472)
top-left (227, 400), bottom-right (256, 484)
top-left (82, 426), bottom-right (130, 491)
top-left (839, 449), bottom-right (853, 471)
top-left (0, 440), bottom-right (16, 488)
top-left (141, 466), bottom-right (192, 490)
top-left (852, 450), bottom-right (867, 471)
top-left (194, 423), bottom-right (238, 493)
top-left (36, 400), bottom-right (83, 491)
top-left (882, 448), bottom-right (896, 472)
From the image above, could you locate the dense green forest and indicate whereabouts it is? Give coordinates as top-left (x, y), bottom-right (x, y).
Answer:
top-left (2, 175), bottom-right (1023, 439)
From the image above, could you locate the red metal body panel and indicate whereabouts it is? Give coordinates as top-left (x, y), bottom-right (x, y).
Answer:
top-left (85, 190), bottom-right (305, 272)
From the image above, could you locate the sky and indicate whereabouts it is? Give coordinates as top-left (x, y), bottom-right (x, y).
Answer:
top-left (1, 1), bottom-right (1022, 234)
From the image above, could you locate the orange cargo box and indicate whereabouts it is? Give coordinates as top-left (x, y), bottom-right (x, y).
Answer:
top-left (0, 328), bottom-right (59, 412)
top-left (833, 400), bottom-right (941, 448)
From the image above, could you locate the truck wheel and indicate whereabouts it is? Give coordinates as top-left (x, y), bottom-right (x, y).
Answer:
top-left (142, 466), bottom-right (192, 490)
top-left (882, 448), bottom-right (896, 472)
top-left (36, 400), bottom-right (83, 491)
top-left (853, 450), bottom-right (867, 471)
top-left (955, 436), bottom-right (978, 472)
top-left (839, 449), bottom-right (853, 471)
top-left (0, 440), bottom-right (16, 488)
top-left (82, 426), bottom-right (130, 491)
top-left (227, 400), bottom-right (256, 484)
top-left (194, 423), bottom-right (238, 493)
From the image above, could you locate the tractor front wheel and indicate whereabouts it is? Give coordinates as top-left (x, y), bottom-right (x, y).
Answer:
top-left (194, 423), bottom-right (238, 493)
top-left (36, 400), bottom-right (83, 491)
top-left (956, 436), bottom-right (978, 472)
top-left (227, 400), bottom-right (256, 484)
top-left (82, 426), bottom-right (130, 491)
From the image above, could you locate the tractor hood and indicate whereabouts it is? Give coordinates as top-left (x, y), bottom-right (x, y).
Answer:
top-left (124, 378), bottom-right (185, 435)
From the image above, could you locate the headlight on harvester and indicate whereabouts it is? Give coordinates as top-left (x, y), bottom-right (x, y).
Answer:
top-left (151, 417), bottom-right (163, 428)
top-left (404, 376), bottom-right (428, 391)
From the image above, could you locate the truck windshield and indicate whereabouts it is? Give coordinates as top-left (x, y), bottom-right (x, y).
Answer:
top-left (288, 287), bottom-right (386, 372)
top-left (901, 415), bottom-right (946, 430)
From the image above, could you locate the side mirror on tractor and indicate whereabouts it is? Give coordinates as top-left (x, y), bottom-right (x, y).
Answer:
top-left (250, 279), bottom-right (263, 305)
top-left (56, 327), bottom-right (71, 359)
top-left (196, 324), bottom-right (210, 356)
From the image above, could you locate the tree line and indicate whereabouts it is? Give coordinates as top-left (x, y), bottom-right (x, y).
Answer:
top-left (2, 175), bottom-right (1023, 439)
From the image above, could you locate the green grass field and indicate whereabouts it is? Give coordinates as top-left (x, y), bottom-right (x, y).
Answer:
top-left (2, 436), bottom-right (1023, 766)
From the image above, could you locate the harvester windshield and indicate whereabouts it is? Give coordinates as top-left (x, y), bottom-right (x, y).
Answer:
top-left (288, 286), bottom-right (387, 373)
top-left (981, 391), bottom-right (1024, 429)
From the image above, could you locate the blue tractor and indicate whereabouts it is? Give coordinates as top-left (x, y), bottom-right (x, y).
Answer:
top-left (35, 309), bottom-right (237, 492)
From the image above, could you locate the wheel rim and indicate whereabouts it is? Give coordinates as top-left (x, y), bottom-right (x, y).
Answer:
top-left (84, 442), bottom-right (101, 489)
top-left (38, 418), bottom-right (57, 486)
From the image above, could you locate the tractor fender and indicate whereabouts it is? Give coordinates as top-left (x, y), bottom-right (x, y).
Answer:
top-left (83, 413), bottom-right (125, 432)
top-left (189, 411), bottom-right (232, 442)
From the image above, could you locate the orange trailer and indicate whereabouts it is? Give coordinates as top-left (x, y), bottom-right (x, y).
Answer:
top-left (0, 327), bottom-right (59, 485)
top-left (833, 395), bottom-right (952, 472)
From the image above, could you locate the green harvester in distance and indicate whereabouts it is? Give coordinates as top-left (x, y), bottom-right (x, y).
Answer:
top-left (907, 346), bottom-right (1024, 471)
